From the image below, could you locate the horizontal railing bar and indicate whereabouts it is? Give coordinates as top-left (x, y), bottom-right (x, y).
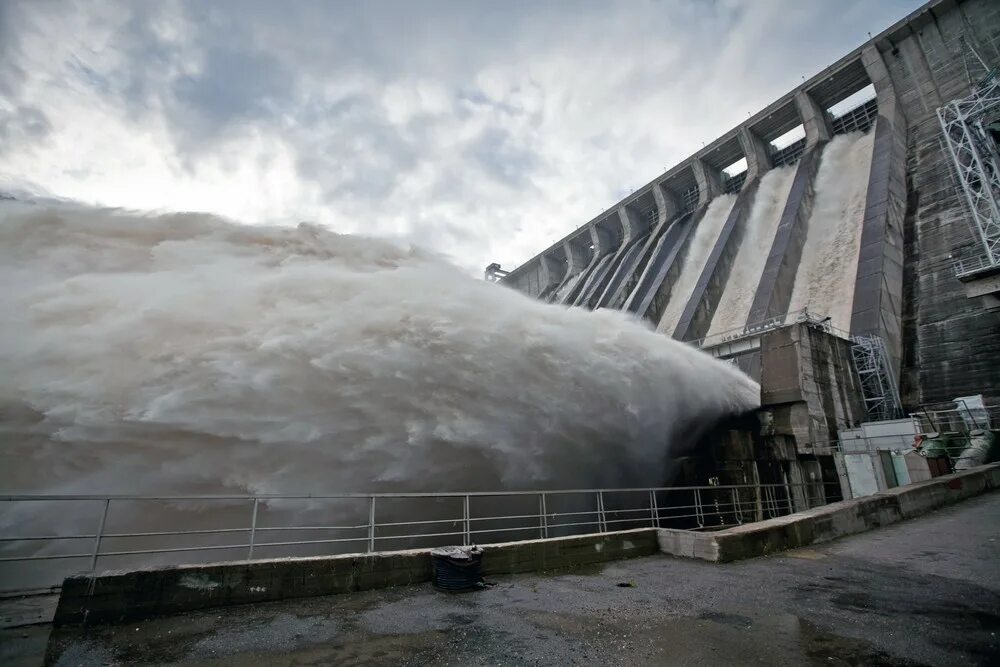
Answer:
top-left (248, 536), bottom-right (371, 548)
top-left (372, 517), bottom-right (464, 529)
top-left (469, 512), bottom-right (548, 523)
top-left (521, 509), bottom-right (598, 520)
top-left (98, 544), bottom-right (249, 557)
top-left (0, 552), bottom-right (91, 562)
top-left (0, 534), bottom-right (96, 542)
top-left (542, 519), bottom-right (604, 530)
top-left (255, 524), bottom-right (369, 532)
top-left (0, 482), bottom-right (841, 502)
top-left (373, 529), bottom-right (466, 541)
top-left (102, 527), bottom-right (249, 538)
top-left (466, 525), bottom-right (548, 536)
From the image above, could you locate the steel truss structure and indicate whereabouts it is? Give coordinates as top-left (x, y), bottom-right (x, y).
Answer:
top-left (937, 51), bottom-right (1000, 275)
top-left (850, 334), bottom-right (903, 421)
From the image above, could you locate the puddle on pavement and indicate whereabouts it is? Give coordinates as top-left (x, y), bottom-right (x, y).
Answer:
top-left (645, 609), bottom-right (918, 666)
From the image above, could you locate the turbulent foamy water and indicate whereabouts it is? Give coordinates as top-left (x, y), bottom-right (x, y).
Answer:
top-left (706, 165), bottom-right (797, 337)
top-left (656, 194), bottom-right (737, 336)
top-left (0, 198), bottom-right (759, 497)
top-left (786, 131), bottom-right (875, 330)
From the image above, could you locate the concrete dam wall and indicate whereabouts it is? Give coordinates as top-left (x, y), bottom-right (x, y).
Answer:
top-left (499, 0), bottom-right (1000, 409)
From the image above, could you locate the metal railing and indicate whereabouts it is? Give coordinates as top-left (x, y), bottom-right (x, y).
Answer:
top-left (723, 171), bottom-right (748, 195)
top-left (831, 97), bottom-right (878, 136)
top-left (771, 137), bottom-right (807, 168)
top-left (953, 253), bottom-right (999, 278)
top-left (692, 308), bottom-right (850, 351)
top-left (0, 481), bottom-right (840, 593)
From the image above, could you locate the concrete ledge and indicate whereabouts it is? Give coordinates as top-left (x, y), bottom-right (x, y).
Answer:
top-left (53, 528), bottom-right (657, 626)
top-left (658, 463), bottom-right (1000, 563)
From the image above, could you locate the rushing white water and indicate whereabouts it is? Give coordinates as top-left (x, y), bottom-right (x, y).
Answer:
top-left (553, 270), bottom-right (584, 304)
top-left (655, 194), bottom-right (737, 336)
top-left (706, 165), bottom-right (797, 337)
top-left (786, 131), bottom-right (875, 330)
top-left (0, 198), bottom-right (759, 498)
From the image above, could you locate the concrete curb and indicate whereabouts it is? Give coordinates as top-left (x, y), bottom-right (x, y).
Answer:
top-left (53, 528), bottom-right (658, 626)
top-left (658, 463), bottom-right (1000, 563)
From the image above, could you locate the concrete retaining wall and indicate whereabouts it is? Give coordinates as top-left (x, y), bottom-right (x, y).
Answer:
top-left (53, 528), bottom-right (658, 626)
top-left (658, 463), bottom-right (1000, 563)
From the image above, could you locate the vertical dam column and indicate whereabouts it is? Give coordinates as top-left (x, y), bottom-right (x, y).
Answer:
top-left (849, 44), bottom-right (907, 381)
top-left (565, 221), bottom-right (615, 305)
top-left (593, 204), bottom-right (649, 308)
top-left (693, 157), bottom-right (723, 207)
top-left (567, 218), bottom-right (623, 306)
top-left (551, 235), bottom-right (592, 303)
top-left (746, 91), bottom-right (833, 328)
top-left (624, 209), bottom-right (695, 319)
top-left (537, 252), bottom-right (567, 301)
top-left (640, 211), bottom-right (698, 324)
top-left (617, 183), bottom-right (684, 313)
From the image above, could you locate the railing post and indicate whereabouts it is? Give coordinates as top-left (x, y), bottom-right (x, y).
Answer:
top-left (248, 498), bottom-right (259, 560)
top-left (463, 495), bottom-right (471, 546)
top-left (597, 491), bottom-right (607, 532)
top-left (694, 489), bottom-right (704, 528)
top-left (732, 489), bottom-right (743, 524)
top-left (90, 499), bottom-right (110, 571)
top-left (649, 490), bottom-right (659, 528)
top-left (539, 493), bottom-right (548, 538)
top-left (368, 497), bottom-right (376, 552)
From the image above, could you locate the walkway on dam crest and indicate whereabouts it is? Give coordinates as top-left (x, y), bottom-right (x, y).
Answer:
top-left (21, 491), bottom-right (1000, 666)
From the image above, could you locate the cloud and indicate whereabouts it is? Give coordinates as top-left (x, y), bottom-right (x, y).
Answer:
top-left (0, 0), bottom-right (922, 273)
top-left (0, 106), bottom-right (53, 155)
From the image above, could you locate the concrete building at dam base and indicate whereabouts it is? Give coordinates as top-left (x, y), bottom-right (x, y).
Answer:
top-left (491, 0), bottom-right (1000, 505)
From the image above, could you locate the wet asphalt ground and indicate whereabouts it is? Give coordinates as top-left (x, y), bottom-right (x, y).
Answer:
top-left (8, 492), bottom-right (1000, 666)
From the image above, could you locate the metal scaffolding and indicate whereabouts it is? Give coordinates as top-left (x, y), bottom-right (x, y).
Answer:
top-left (937, 47), bottom-right (1000, 276)
top-left (850, 334), bottom-right (903, 421)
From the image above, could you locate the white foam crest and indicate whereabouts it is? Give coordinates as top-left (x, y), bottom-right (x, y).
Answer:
top-left (706, 165), bottom-right (796, 337)
top-left (0, 199), bottom-right (759, 497)
top-left (655, 194), bottom-right (737, 336)
top-left (786, 131), bottom-right (875, 330)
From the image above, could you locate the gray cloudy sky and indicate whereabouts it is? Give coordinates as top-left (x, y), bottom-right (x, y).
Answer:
top-left (0, 0), bottom-right (921, 273)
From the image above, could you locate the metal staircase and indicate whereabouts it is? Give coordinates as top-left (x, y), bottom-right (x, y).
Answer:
top-left (850, 334), bottom-right (903, 421)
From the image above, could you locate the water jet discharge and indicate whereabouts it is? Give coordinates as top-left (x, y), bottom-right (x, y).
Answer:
top-left (0, 199), bottom-right (759, 502)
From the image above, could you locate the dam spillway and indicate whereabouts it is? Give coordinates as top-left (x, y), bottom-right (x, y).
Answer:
top-left (786, 131), bottom-right (876, 331)
top-left (497, 0), bottom-right (1000, 418)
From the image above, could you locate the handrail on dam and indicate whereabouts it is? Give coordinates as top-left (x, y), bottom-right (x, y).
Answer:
top-left (691, 307), bottom-right (851, 350)
top-left (0, 481), bottom-right (842, 593)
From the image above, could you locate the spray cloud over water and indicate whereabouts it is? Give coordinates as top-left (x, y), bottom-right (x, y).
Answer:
top-left (0, 199), bottom-right (759, 497)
